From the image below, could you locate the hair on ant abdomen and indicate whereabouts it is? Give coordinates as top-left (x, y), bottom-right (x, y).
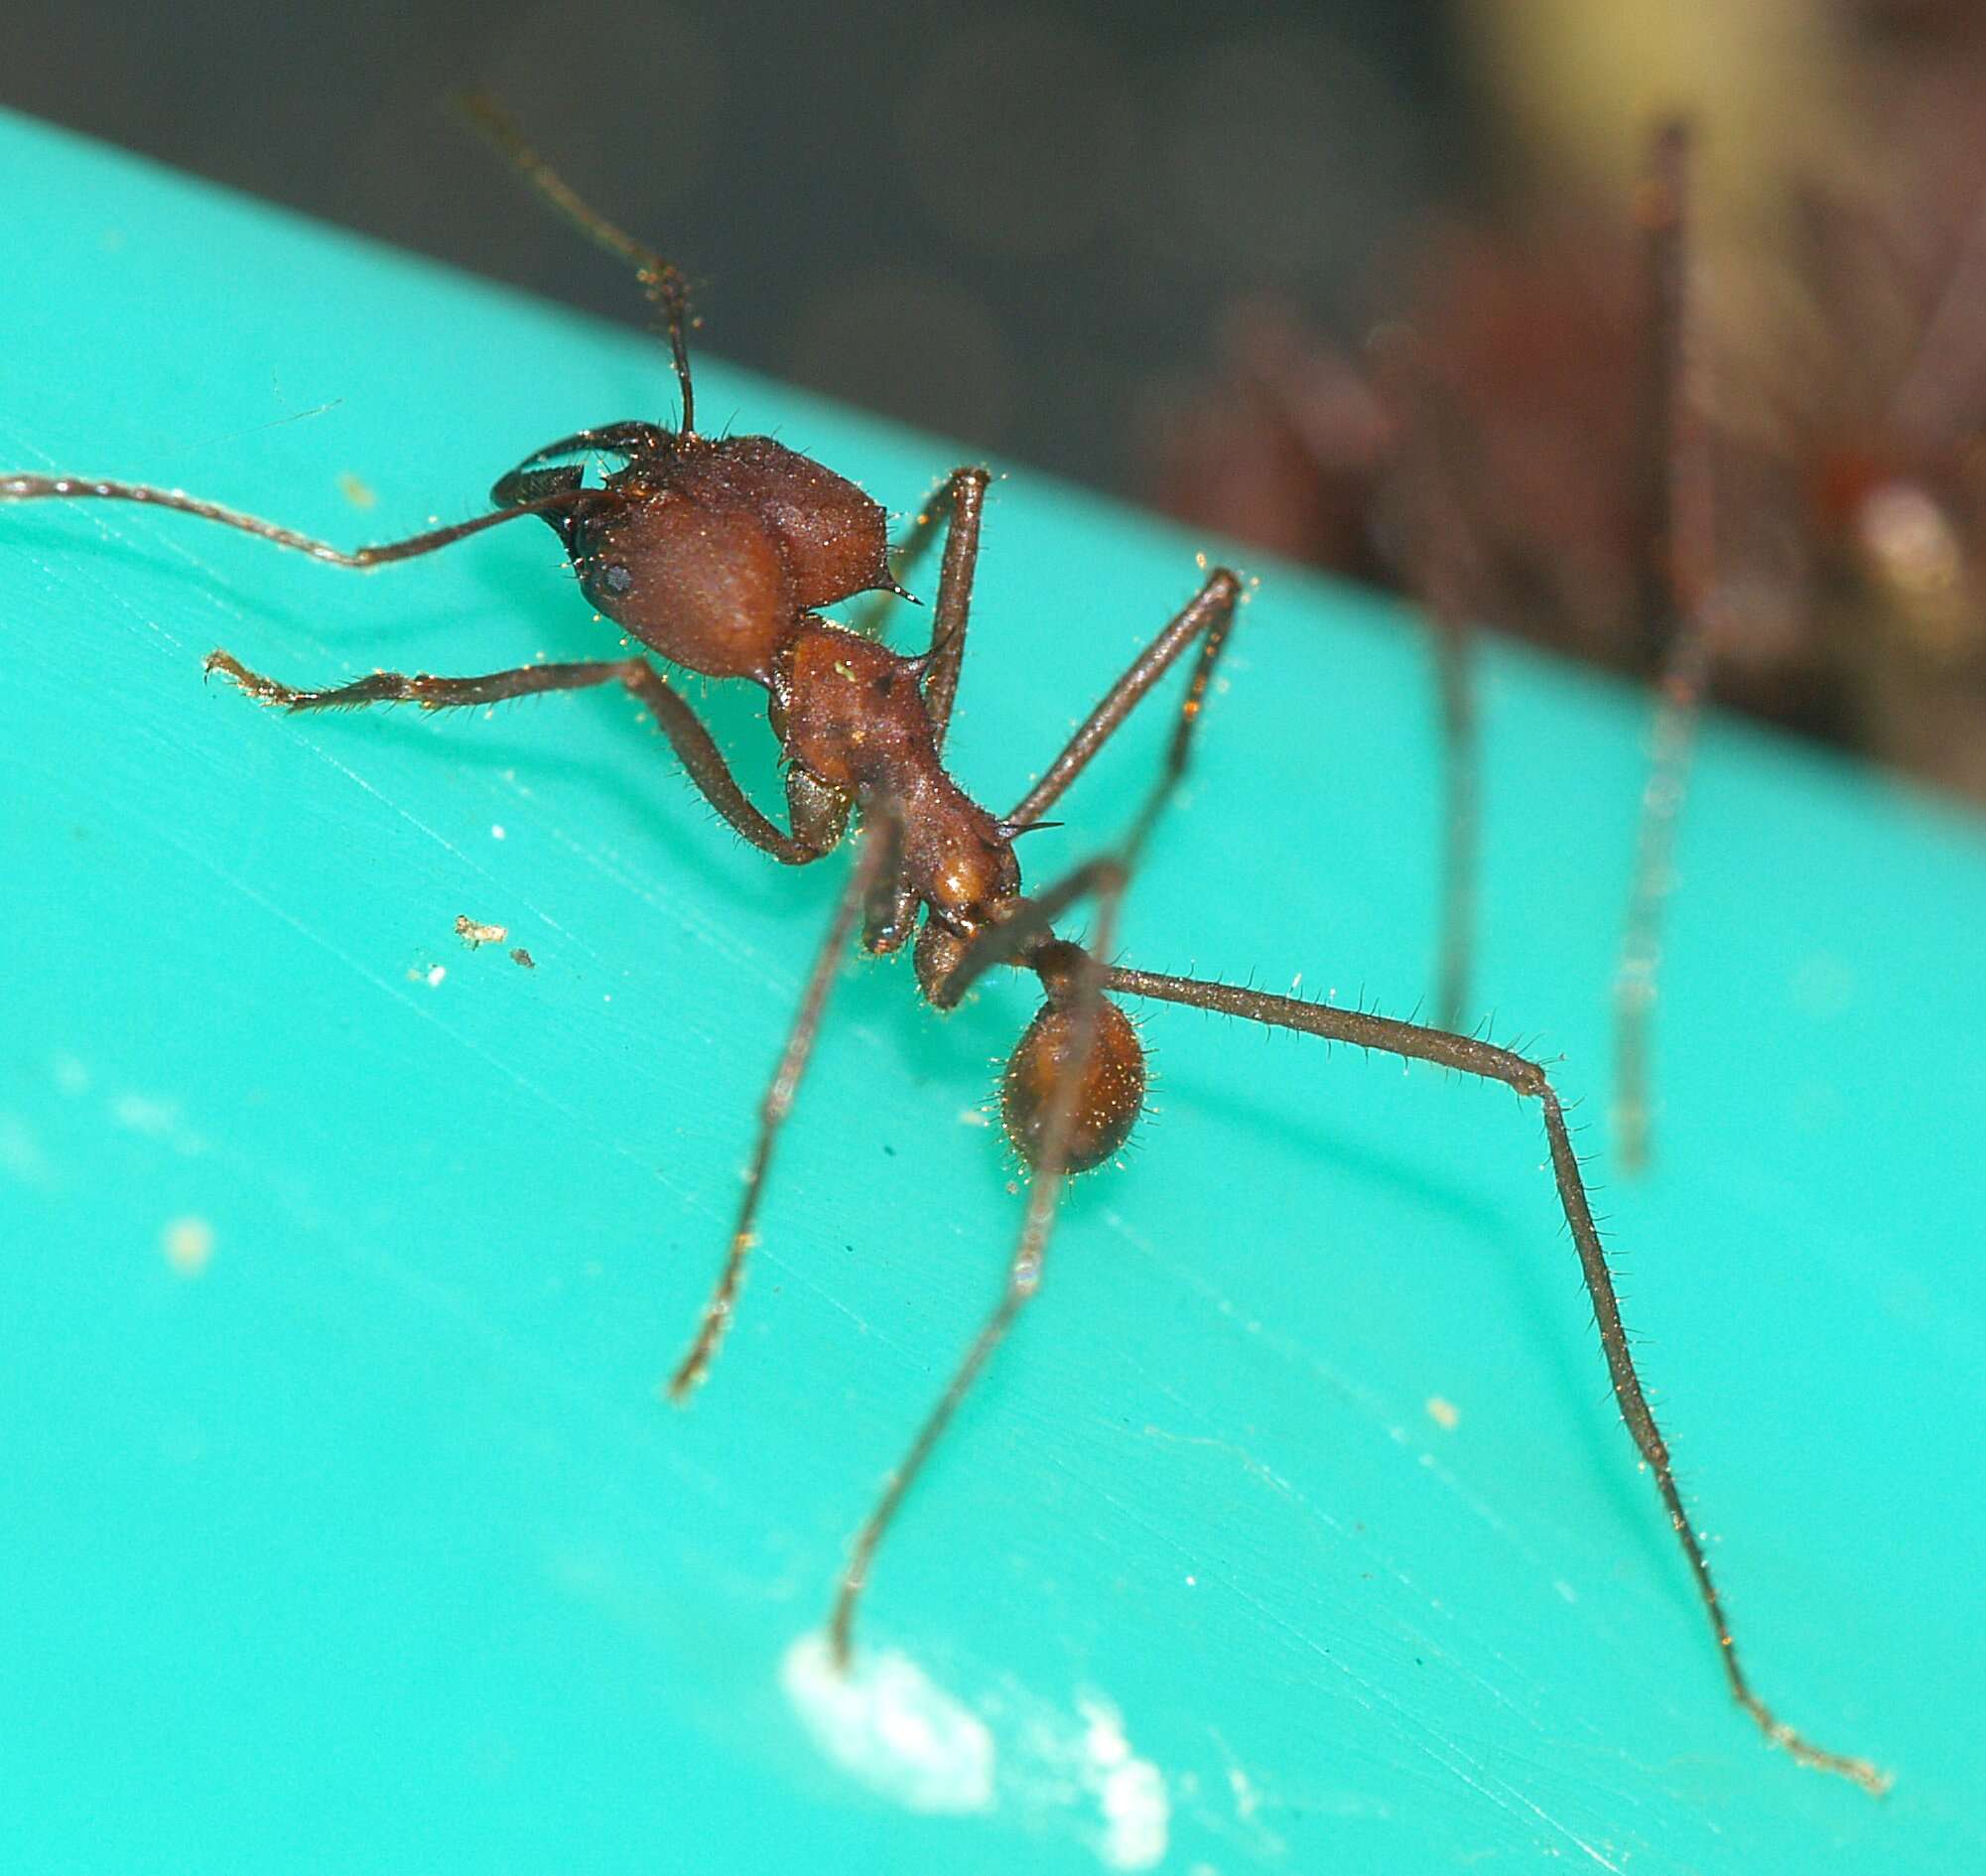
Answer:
top-left (0, 94), bottom-right (1887, 1796)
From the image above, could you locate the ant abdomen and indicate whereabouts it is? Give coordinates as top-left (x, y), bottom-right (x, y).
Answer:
top-left (570, 435), bottom-right (896, 683)
top-left (1001, 994), bottom-right (1147, 1174)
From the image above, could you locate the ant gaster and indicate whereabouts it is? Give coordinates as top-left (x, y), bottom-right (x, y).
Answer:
top-left (0, 95), bottom-right (1887, 1795)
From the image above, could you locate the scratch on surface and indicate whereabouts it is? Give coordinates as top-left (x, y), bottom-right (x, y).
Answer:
top-left (1098, 1420), bottom-right (1626, 1867)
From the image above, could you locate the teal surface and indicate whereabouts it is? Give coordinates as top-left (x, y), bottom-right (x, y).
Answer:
top-left (3, 109), bottom-right (1982, 1874)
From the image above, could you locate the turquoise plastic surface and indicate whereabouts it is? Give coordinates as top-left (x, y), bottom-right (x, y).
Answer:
top-left (4, 109), bottom-right (1983, 1874)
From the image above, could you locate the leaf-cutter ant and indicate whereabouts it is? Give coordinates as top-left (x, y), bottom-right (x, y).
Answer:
top-left (0, 94), bottom-right (1887, 1795)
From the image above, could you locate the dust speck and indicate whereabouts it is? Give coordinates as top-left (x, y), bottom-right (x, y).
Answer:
top-left (456, 914), bottom-right (509, 948)
top-left (1425, 1396), bottom-right (1460, 1431)
top-left (426, 965), bottom-right (448, 988)
top-left (337, 471), bottom-right (377, 509)
top-left (510, 948), bottom-right (537, 970)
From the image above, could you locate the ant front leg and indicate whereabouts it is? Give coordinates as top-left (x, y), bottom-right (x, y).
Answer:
top-left (1003, 568), bottom-right (1243, 833)
top-left (205, 650), bottom-right (838, 867)
top-left (829, 574), bottom-right (1243, 1661)
top-left (830, 878), bottom-right (1125, 1667)
top-left (667, 798), bottom-right (905, 1399)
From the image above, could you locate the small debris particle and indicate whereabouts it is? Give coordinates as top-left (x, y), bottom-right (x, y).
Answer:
top-left (337, 470), bottom-right (377, 509)
top-left (455, 914), bottom-right (509, 948)
top-left (1426, 1396), bottom-right (1460, 1431)
top-left (163, 1215), bottom-right (213, 1276)
top-left (426, 965), bottom-right (447, 988)
top-left (490, 824), bottom-right (507, 841)
top-left (510, 947), bottom-right (536, 970)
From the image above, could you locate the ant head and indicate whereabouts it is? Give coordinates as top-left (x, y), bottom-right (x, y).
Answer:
top-left (1000, 952), bottom-right (1147, 1175)
top-left (499, 431), bottom-right (899, 686)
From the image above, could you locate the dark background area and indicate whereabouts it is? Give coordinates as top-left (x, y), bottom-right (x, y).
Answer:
top-left (2, 1), bottom-right (1469, 496)
top-left (13, 0), bottom-right (1986, 801)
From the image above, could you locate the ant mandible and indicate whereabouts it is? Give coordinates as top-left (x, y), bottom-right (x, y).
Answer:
top-left (0, 95), bottom-right (1886, 1795)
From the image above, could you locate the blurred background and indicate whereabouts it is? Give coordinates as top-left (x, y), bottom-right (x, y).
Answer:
top-left (9, 0), bottom-right (1986, 799)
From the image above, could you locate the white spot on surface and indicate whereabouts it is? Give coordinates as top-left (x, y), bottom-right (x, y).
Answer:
top-left (490, 824), bottom-right (507, 841)
top-left (425, 965), bottom-right (447, 988)
top-left (783, 1639), bottom-right (1169, 1869)
top-left (1078, 1699), bottom-right (1170, 1870)
top-left (781, 1634), bottom-right (993, 1814)
top-left (163, 1216), bottom-right (214, 1276)
top-left (0, 1115), bottom-right (54, 1189)
top-left (110, 1093), bottom-right (206, 1155)
top-left (113, 1094), bottom-right (180, 1137)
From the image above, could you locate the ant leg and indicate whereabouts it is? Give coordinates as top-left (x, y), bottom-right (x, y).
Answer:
top-left (1367, 327), bottom-right (1487, 1033)
top-left (668, 800), bottom-right (905, 1399)
top-left (833, 574), bottom-right (1236, 1652)
top-left (845, 466), bottom-right (987, 742)
top-left (1628, 119), bottom-right (1692, 672)
top-left (1096, 963), bottom-right (1890, 1796)
top-left (874, 468), bottom-right (990, 750)
top-left (830, 865), bottom-right (1124, 1665)
top-left (456, 92), bottom-right (700, 436)
top-left (204, 651), bottom-right (836, 866)
top-left (0, 474), bottom-right (616, 569)
top-left (925, 569), bottom-right (1240, 1006)
top-left (1005, 567), bottom-right (1243, 830)
top-left (1615, 120), bottom-right (1705, 1175)
top-left (1428, 617), bottom-right (1479, 1033)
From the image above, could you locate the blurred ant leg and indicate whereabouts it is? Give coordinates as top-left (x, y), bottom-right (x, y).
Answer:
top-left (0, 474), bottom-right (616, 568)
top-left (1429, 615), bottom-right (1478, 1033)
top-left (1615, 120), bottom-right (1707, 1176)
top-left (1094, 964), bottom-right (1889, 1796)
top-left (456, 92), bottom-right (699, 434)
top-left (1004, 568), bottom-right (1243, 832)
top-left (830, 863), bottom-right (1124, 1666)
top-left (204, 651), bottom-right (836, 866)
top-left (1368, 327), bottom-right (1486, 1033)
top-left (1614, 625), bottom-right (1712, 1174)
top-left (669, 801), bottom-right (905, 1401)
top-left (1629, 119), bottom-right (1692, 671)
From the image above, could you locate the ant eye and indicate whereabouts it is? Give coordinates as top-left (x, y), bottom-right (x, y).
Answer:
top-left (600, 563), bottom-right (634, 597)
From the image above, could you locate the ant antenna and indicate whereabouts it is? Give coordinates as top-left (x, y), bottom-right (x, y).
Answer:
top-left (455, 91), bottom-right (700, 437)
